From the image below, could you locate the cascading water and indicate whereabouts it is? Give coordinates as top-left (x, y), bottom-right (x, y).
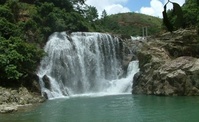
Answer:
top-left (37, 32), bottom-right (139, 99)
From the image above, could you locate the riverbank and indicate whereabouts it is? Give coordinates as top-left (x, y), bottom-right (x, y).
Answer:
top-left (0, 86), bottom-right (45, 114)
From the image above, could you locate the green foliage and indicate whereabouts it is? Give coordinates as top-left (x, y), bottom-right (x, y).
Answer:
top-left (6, 0), bottom-right (21, 22)
top-left (0, 18), bottom-right (19, 39)
top-left (0, 5), bottom-right (14, 22)
top-left (65, 12), bottom-right (91, 31)
top-left (182, 0), bottom-right (199, 27)
top-left (24, 19), bottom-right (37, 32)
top-left (71, 0), bottom-right (85, 5)
top-left (37, 2), bottom-right (54, 17)
top-left (35, 0), bottom-right (73, 11)
top-left (0, 37), bottom-right (44, 82)
top-left (96, 12), bottom-right (162, 36)
top-left (101, 10), bottom-right (107, 19)
top-left (85, 6), bottom-right (98, 22)
top-left (32, 1), bottom-right (92, 40)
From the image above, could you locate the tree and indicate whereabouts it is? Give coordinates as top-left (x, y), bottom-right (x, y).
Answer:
top-left (85, 6), bottom-right (98, 22)
top-left (0, 5), bottom-right (14, 22)
top-left (0, 37), bottom-right (44, 85)
top-left (6, 0), bottom-right (21, 22)
top-left (100, 9), bottom-right (108, 27)
top-left (71, 0), bottom-right (86, 10)
top-left (0, 18), bottom-right (19, 39)
top-left (35, 0), bottom-right (73, 11)
top-left (101, 9), bottom-right (107, 19)
top-left (71, 0), bottom-right (85, 5)
top-left (182, 0), bottom-right (199, 27)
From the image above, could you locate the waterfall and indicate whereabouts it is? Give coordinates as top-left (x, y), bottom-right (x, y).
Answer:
top-left (37, 32), bottom-right (139, 99)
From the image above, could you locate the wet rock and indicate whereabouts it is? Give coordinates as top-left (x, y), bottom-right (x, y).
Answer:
top-left (42, 75), bottom-right (51, 90)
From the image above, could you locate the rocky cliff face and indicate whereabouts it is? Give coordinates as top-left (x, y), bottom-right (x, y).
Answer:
top-left (132, 29), bottom-right (199, 96)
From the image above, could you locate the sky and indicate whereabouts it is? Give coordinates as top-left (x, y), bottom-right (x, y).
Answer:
top-left (85, 0), bottom-right (185, 18)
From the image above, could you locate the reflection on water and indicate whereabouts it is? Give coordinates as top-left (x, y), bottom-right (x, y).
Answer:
top-left (1, 95), bottom-right (199, 122)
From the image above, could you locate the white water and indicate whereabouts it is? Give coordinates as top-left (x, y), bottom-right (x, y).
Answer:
top-left (37, 32), bottom-right (139, 99)
top-left (131, 36), bottom-right (145, 41)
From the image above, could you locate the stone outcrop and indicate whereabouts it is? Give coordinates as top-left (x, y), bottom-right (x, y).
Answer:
top-left (0, 86), bottom-right (45, 113)
top-left (132, 29), bottom-right (199, 96)
top-left (120, 37), bottom-right (144, 77)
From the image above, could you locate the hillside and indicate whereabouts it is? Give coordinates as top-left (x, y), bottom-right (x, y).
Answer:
top-left (95, 12), bottom-right (163, 37)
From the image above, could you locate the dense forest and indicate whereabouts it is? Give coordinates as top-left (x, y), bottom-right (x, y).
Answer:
top-left (0, 0), bottom-right (199, 88)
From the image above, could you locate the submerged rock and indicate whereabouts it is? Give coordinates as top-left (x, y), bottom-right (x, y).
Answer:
top-left (132, 29), bottom-right (199, 96)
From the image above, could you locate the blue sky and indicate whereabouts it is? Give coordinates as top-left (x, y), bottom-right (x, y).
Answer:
top-left (85, 0), bottom-right (185, 18)
top-left (124, 0), bottom-right (152, 12)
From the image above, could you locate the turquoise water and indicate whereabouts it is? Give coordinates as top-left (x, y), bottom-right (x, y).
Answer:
top-left (1, 94), bottom-right (199, 122)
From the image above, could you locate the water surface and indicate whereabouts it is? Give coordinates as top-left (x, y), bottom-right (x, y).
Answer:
top-left (1, 94), bottom-right (199, 122)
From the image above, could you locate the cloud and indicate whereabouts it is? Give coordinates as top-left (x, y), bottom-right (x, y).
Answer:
top-left (140, 0), bottom-right (185, 18)
top-left (85, 0), bottom-right (131, 16)
top-left (140, 0), bottom-right (164, 18)
top-left (164, 0), bottom-right (185, 10)
top-left (106, 4), bottom-right (131, 15)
